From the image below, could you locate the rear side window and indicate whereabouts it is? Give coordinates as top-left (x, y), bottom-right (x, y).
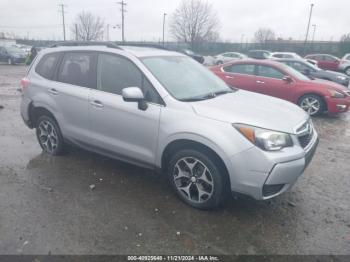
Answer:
top-left (58, 52), bottom-right (95, 88)
top-left (257, 65), bottom-right (284, 79)
top-left (35, 53), bottom-right (60, 80)
top-left (224, 64), bottom-right (255, 75)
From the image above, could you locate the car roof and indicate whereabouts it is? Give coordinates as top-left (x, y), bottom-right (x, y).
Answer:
top-left (39, 44), bottom-right (184, 58)
top-left (221, 58), bottom-right (284, 67)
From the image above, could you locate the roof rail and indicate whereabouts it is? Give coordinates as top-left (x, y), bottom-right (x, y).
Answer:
top-left (50, 41), bottom-right (122, 49)
top-left (118, 43), bottom-right (168, 50)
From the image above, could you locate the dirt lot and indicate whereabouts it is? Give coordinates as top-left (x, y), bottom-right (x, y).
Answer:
top-left (0, 64), bottom-right (349, 255)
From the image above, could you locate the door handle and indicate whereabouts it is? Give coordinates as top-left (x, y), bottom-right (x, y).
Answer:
top-left (90, 100), bottom-right (104, 108)
top-left (48, 88), bottom-right (59, 95)
top-left (225, 75), bottom-right (234, 79)
top-left (256, 80), bottom-right (265, 84)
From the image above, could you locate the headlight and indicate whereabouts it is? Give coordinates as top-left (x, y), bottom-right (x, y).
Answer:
top-left (233, 124), bottom-right (293, 151)
top-left (328, 89), bottom-right (346, 98)
top-left (336, 75), bottom-right (347, 81)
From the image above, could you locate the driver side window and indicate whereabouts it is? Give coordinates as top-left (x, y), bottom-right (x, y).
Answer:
top-left (257, 65), bottom-right (284, 79)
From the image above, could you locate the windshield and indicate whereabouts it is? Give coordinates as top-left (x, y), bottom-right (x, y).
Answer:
top-left (142, 56), bottom-right (233, 101)
top-left (280, 63), bottom-right (311, 81)
top-left (7, 47), bottom-right (25, 54)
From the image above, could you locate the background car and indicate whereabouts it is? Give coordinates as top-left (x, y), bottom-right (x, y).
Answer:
top-left (0, 46), bottom-right (27, 65)
top-left (275, 58), bottom-right (350, 87)
top-left (210, 59), bottom-right (350, 116)
top-left (338, 53), bottom-right (350, 76)
top-left (270, 52), bottom-right (317, 65)
top-left (213, 52), bottom-right (247, 65)
top-left (181, 49), bottom-right (204, 64)
top-left (247, 50), bottom-right (271, 59)
top-left (304, 54), bottom-right (340, 71)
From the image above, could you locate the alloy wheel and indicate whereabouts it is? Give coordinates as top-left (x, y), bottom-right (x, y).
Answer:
top-left (300, 97), bottom-right (320, 115)
top-left (173, 157), bottom-right (214, 203)
top-left (38, 120), bottom-right (59, 154)
top-left (346, 68), bottom-right (350, 76)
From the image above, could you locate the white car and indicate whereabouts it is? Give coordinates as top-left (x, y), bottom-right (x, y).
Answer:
top-left (214, 52), bottom-right (247, 65)
top-left (270, 52), bottom-right (317, 66)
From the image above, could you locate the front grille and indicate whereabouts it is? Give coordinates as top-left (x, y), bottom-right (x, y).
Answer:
top-left (298, 128), bottom-right (314, 148)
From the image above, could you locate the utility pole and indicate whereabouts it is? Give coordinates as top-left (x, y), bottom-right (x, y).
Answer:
top-left (162, 13), bottom-right (167, 47)
top-left (106, 24), bottom-right (110, 41)
top-left (117, 1), bottom-right (127, 43)
top-left (58, 4), bottom-right (67, 41)
top-left (304, 3), bottom-right (314, 46)
top-left (75, 23), bottom-right (78, 41)
top-left (240, 34), bottom-right (245, 50)
top-left (312, 24), bottom-right (316, 42)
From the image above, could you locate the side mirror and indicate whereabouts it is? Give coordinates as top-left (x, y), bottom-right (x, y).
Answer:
top-left (122, 87), bottom-right (148, 110)
top-left (282, 75), bottom-right (293, 83)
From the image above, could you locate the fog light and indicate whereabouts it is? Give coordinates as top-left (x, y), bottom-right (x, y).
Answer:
top-left (336, 104), bottom-right (347, 110)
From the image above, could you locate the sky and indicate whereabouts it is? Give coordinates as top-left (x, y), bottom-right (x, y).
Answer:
top-left (0, 0), bottom-right (348, 42)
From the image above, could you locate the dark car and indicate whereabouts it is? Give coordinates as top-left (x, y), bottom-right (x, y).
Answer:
top-left (0, 46), bottom-right (27, 65)
top-left (181, 49), bottom-right (204, 64)
top-left (304, 54), bottom-right (340, 71)
top-left (275, 58), bottom-right (350, 87)
top-left (247, 50), bottom-right (271, 59)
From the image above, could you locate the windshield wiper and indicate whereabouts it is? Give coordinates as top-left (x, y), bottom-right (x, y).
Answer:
top-left (179, 90), bottom-right (234, 102)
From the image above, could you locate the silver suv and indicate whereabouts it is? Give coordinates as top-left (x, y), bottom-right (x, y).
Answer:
top-left (20, 42), bottom-right (318, 209)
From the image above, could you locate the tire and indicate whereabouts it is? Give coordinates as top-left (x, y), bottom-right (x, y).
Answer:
top-left (216, 60), bottom-right (223, 65)
top-left (298, 94), bottom-right (325, 116)
top-left (36, 115), bottom-right (65, 155)
top-left (345, 67), bottom-right (350, 76)
top-left (167, 149), bottom-right (229, 209)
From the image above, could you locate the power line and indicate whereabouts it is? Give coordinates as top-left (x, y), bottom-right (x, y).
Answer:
top-left (117, 0), bottom-right (127, 43)
top-left (58, 4), bottom-right (67, 41)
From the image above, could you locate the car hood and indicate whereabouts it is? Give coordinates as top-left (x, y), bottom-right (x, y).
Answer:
top-left (307, 78), bottom-right (349, 91)
top-left (323, 70), bottom-right (348, 78)
top-left (190, 90), bottom-right (308, 134)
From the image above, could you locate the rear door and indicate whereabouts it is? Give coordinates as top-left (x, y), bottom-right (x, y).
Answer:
top-left (54, 51), bottom-right (96, 142)
top-left (88, 53), bottom-right (161, 166)
top-left (255, 65), bottom-right (294, 101)
top-left (323, 55), bottom-right (340, 71)
top-left (221, 63), bottom-right (257, 92)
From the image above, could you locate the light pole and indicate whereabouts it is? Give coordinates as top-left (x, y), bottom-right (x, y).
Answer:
top-left (312, 24), bottom-right (316, 42)
top-left (162, 13), bottom-right (167, 47)
top-left (240, 34), bottom-right (245, 50)
top-left (304, 3), bottom-right (314, 46)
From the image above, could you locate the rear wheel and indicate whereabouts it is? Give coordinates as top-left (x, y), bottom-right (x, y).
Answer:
top-left (36, 115), bottom-right (65, 155)
top-left (168, 149), bottom-right (229, 209)
top-left (298, 94), bottom-right (325, 116)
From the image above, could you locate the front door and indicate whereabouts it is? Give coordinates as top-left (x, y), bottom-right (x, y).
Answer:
top-left (221, 63), bottom-right (257, 92)
top-left (88, 53), bottom-right (161, 167)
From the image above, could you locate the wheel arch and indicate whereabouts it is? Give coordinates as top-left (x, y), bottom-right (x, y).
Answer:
top-left (29, 105), bottom-right (59, 127)
top-left (297, 92), bottom-right (328, 111)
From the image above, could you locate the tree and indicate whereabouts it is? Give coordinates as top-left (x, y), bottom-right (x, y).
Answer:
top-left (71, 12), bottom-right (104, 41)
top-left (254, 28), bottom-right (276, 44)
top-left (339, 33), bottom-right (350, 55)
top-left (169, 0), bottom-right (220, 49)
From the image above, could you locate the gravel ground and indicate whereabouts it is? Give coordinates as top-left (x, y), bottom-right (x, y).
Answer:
top-left (0, 64), bottom-right (349, 255)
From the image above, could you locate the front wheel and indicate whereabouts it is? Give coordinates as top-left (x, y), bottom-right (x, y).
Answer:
top-left (345, 67), bottom-right (350, 76)
top-left (168, 149), bottom-right (229, 209)
top-left (298, 94), bottom-right (325, 116)
top-left (36, 115), bottom-right (65, 155)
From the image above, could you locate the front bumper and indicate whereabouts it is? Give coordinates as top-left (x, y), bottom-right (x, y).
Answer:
top-left (325, 96), bottom-right (350, 113)
top-left (226, 127), bottom-right (319, 200)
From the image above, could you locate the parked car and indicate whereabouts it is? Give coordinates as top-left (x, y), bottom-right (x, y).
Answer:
top-left (0, 46), bottom-right (27, 64)
top-left (275, 58), bottom-right (350, 87)
top-left (181, 49), bottom-right (204, 64)
top-left (270, 52), bottom-right (317, 65)
top-left (213, 52), bottom-right (247, 65)
top-left (210, 59), bottom-right (350, 116)
top-left (20, 42), bottom-right (318, 209)
top-left (247, 50), bottom-right (271, 59)
top-left (338, 53), bottom-right (350, 76)
top-left (304, 54), bottom-right (340, 71)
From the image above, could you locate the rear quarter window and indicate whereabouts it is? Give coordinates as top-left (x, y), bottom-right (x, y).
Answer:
top-left (35, 53), bottom-right (60, 80)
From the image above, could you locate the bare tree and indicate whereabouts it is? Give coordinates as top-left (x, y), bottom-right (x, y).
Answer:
top-left (340, 33), bottom-right (350, 42)
top-left (169, 0), bottom-right (220, 49)
top-left (254, 28), bottom-right (276, 44)
top-left (71, 12), bottom-right (104, 41)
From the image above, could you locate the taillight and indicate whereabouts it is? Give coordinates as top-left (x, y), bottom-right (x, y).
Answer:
top-left (20, 77), bottom-right (30, 91)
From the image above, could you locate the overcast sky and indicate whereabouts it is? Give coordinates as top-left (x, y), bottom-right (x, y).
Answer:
top-left (0, 0), bottom-right (348, 42)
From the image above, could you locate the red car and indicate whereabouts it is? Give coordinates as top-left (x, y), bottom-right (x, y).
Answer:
top-left (304, 54), bottom-right (340, 71)
top-left (210, 59), bottom-right (350, 116)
